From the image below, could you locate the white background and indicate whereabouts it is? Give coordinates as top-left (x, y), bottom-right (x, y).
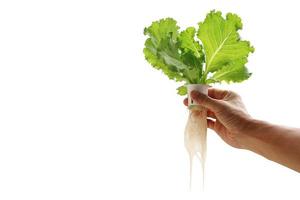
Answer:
top-left (0, 0), bottom-right (300, 199)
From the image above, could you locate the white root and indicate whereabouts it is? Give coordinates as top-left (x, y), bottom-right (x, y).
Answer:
top-left (184, 106), bottom-right (207, 189)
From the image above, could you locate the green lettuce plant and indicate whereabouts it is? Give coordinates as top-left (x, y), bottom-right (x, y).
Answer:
top-left (143, 10), bottom-right (254, 95)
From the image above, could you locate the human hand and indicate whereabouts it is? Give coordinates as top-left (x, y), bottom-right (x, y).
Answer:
top-left (184, 88), bottom-right (253, 149)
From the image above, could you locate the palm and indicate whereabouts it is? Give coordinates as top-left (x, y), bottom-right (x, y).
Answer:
top-left (213, 119), bottom-right (242, 149)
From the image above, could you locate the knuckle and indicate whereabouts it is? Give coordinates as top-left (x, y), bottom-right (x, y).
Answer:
top-left (231, 91), bottom-right (240, 98)
top-left (201, 95), bottom-right (210, 104)
top-left (214, 101), bottom-right (226, 113)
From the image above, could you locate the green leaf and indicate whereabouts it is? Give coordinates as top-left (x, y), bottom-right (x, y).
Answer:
top-left (144, 18), bottom-right (189, 82)
top-left (144, 18), bottom-right (179, 44)
top-left (211, 58), bottom-right (251, 83)
top-left (178, 27), bottom-right (203, 59)
top-left (197, 11), bottom-right (254, 74)
top-left (144, 38), bottom-right (184, 81)
top-left (178, 27), bottom-right (205, 83)
top-left (177, 85), bottom-right (187, 95)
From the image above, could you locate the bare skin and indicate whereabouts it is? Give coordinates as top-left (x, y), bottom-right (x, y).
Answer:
top-left (183, 88), bottom-right (300, 173)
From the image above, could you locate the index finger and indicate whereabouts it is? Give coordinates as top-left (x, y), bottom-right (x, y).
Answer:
top-left (208, 88), bottom-right (229, 100)
top-left (183, 98), bottom-right (188, 106)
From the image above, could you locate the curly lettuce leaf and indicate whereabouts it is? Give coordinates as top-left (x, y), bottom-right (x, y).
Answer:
top-left (178, 27), bottom-right (203, 59)
top-left (178, 27), bottom-right (204, 84)
top-left (197, 11), bottom-right (254, 82)
top-left (210, 58), bottom-right (251, 83)
top-left (144, 18), bottom-right (205, 85)
top-left (177, 85), bottom-right (187, 95)
top-left (144, 18), bottom-right (187, 82)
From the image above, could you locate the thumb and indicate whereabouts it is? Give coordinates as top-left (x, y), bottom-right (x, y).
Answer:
top-left (191, 90), bottom-right (223, 112)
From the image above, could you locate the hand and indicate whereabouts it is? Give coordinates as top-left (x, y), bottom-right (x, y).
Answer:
top-left (184, 88), bottom-right (252, 149)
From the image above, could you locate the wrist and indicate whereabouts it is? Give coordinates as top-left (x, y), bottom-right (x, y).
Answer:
top-left (238, 118), bottom-right (270, 151)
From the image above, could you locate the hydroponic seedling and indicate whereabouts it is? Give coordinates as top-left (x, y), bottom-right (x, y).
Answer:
top-left (143, 10), bottom-right (254, 189)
